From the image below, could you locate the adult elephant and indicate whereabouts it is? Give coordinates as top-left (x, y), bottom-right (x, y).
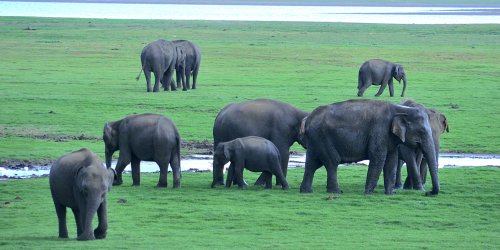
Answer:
top-left (172, 40), bottom-right (201, 91)
top-left (212, 98), bottom-right (309, 187)
top-left (300, 99), bottom-right (440, 195)
top-left (103, 113), bottom-right (181, 188)
top-left (357, 59), bottom-right (407, 97)
top-left (49, 148), bottom-right (115, 241)
top-left (395, 100), bottom-right (449, 190)
top-left (136, 39), bottom-right (185, 92)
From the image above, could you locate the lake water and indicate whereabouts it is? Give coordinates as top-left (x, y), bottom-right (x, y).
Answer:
top-left (2, 153), bottom-right (499, 179)
top-left (0, 1), bottom-right (499, 24)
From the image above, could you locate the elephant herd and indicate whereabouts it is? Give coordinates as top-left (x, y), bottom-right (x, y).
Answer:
top-left (48, 37), bottom-right (447, 242)
top-left (137, 39), bottom-right (201, 92)
top-left (49, 97), bottom-right (448, 241)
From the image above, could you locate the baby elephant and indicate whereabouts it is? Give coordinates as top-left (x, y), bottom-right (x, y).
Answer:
top-left (211, 136), bottom-right (289, 190)
top-left (49, 148), bottom-right (115, 241)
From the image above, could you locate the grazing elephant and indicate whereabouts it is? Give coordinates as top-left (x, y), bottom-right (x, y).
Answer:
top-left (103, 113), bottom-right (181, 188)
top-left (172, 40), bottom-right (201, 90)
top-left (211, 136), bottom-right (289, 190)
top-left (300, 99), bottom-right (440, 195)
top-left (395, 100), bottom-right (449, 190)
top-left (49, 148), bottom-right (115, 241)
top-left (212, 99), bottom-right (308, 187)
top-left (136, 39), bottom-right (184, 92)
top-left (357, 59), bottom-right (407, 97)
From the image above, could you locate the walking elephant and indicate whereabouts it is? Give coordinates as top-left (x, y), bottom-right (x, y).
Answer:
top-left (357, 59), bottom-right (407, 97)
top-left (212, 136), bottom-right (289, 190)
top-left (136, 39), bottom-right (185, 92)
top-left (172, 40), bottom-right (201, 90)
top-left (212, 98), bottom-right (308, 187)
top-left (103, 113), bottom-right (181, 188)
top-left (395, 100), bottom-right (449, 190)
top-left (300, 99), bottom-right (440, 195)
top-left (49, 148), bottom-right (115, 241)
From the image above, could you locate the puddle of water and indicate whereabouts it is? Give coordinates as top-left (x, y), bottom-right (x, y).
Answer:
top-left (1, 153), bottom-right (499, 179)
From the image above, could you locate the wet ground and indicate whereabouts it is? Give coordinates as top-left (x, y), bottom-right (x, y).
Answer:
top-left (1, 152), bottom-right (499, 180)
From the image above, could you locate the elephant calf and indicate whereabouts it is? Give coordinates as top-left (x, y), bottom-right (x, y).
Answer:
top-left (49, 148), bottom-right (115, 241)
top-left (211, 136), bottom-right (289, 190)
top-left (358, 59), bottom-right (407, 97)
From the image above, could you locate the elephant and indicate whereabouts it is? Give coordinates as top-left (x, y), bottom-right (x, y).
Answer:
top-left (211, 136), bottom-right (289, 190)
top-left (49, 148), bottom-right (115, 241)
top-left (299, 99), bottom-right (440, 195)
top-left (395, 100), bottom-right (449, 190)
top-left (212, 98), bottom-right (308, 187)
top-left (136, 39), bottom-right (185, 92)
top-left (357, 59), bottom-right (407, 97)
top-left (103, 113), bottom-right (181, 188)
top-left (172, 40), bottom-right (201, 90)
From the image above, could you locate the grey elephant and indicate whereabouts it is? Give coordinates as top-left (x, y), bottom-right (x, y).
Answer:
top-left (213, 98), bottom-right (308, 187)
top-left (136, 39), bottom-right (185, 92)
top-left (395, 100), bottom-right (449, 190)
top-left (300, 99), bottom-right (440, 195)
top-left (357, 59), bottom-right (407, 97)
top-left (211, 136), bottom-right (289, 190)
top-left (103, 113), bottom-right (181, 188)
top-left (49, 148), bottom-right (115, 241)
top-left (172, 40), bottom-right (201, 90)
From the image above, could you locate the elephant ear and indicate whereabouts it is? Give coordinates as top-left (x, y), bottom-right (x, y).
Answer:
top-left (441, 114), bottom-right (450, 133)
top-left (391, 114), bottom-right (407, 142)
top-left (104, 123), bottom-right (113, 141)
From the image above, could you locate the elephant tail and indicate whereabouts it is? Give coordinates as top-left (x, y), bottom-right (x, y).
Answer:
top-left (135, 68), bottom-right (143, 81)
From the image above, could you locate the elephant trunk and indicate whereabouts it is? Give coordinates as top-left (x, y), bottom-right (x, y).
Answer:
top-left (401, 74), bottom-right (407, 97)
top-left (105, 150), bottom-right (112, 169)
top-left (77, 196), bottom-right (100, 240)
top-left (421, 137), bottom-right (440, 195)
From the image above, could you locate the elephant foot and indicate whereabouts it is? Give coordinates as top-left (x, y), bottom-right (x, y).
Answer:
top-left (300, 185), bottom-right (313, 193)
top-left (58, 233), bottom-right (69, 239)
top-left (238, 183), bottom-right (248, 189)
top-left (281, 184), bottom-right (290, 190)
top-left (94, 229), bottom-right (107, 240)
top-left (113, 179), bottom-right (123, 186)
top-left (384, 190), bottom-right (397, 195)
top-left (327, 187), bottom-right (342, 194)
top-left (182, 88), bottom-right (187, 91)
top-left (173, 181), bottom-right (181, 188)
top-left (77, 232), bottom-right (95, 241)
top-left (425, 189), bottom-right (439, 196)
top-left (132, 183), bottom-right (140, 187)
top-left (156, 182), bottom-right (168, 188)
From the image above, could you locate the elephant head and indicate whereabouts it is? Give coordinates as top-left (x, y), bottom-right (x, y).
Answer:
top-left (211, 142), bottom-right (232, 188)
top-left (103, 122), bottom-right (119, 169)
top-left (393, 64), bottom-right (407, 97)
top-left (391, 107), bottom-right (439, 195)
top-left (75, 164), bottom-right (115, 240)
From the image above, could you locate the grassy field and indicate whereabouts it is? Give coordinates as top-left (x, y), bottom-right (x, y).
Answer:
top-left (0, 17), bottom-right (499, 163)
top-left (1, 167), bottom-right (499, 249)
top-left (0, 15), bottom-right (499, 249)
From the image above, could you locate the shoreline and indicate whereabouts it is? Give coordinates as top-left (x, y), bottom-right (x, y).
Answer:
top-left (2, 0), bottom-right (500, 8)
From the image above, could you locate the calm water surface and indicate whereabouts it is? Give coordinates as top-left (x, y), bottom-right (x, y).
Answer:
top-left (0, 1), bottom-right (499, 24)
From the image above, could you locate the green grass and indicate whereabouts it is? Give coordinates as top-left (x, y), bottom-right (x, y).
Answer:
top-left (0, 17), bottom-right (499, 163)
top-left (1, 167), bottom-right (499, 248)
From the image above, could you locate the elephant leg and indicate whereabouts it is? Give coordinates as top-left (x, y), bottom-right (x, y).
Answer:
top-left (300, 151), bottom-right (322, 193)
top-left (55, 203), bottom-right (68, 238)
top-left (234, 160), bottom-right (247, 189)
top-left (383, 151), bottom-right (398, 195)
top-left (255, 148), bottom-right (288, 187)
top-left (263, 172), bottom-right (273, 189)
top-left (420, 157), bottom-right (428, 185)
top-left (164, 67), bottom-right (176, 91)
top-left (388, 79), bottom-right (395, 97)
top-left (225, 164), bottom-right (234, 188)
top-left (404, 154), bottom-right (424, 191)
top-left (153, 71), bottom-right (161, 92)
top-left (94, 201), bottom-right (108, 239)
top-left (192, 67), bottom-right (199, 89)
top-left (72, 207), bottom-right (82, 237)
top-left (273, 164), bottom-right (289, 190)
top-left (365, 154), bottom-right (386, 194)
top-left (375, 82), bottom-right (388, 96)
top-left (176, 69), bottom-right (182, 89)
top-left (144, 70), bottom-right (152, 92)
top-left (131, 156), bottom-right (141, 186)
top-left (156, 156), bottom-right (171, 188)
top-left (185, 66), bottom-right (191, 89)
top-left (395, 159), bottom-right (404, 189)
